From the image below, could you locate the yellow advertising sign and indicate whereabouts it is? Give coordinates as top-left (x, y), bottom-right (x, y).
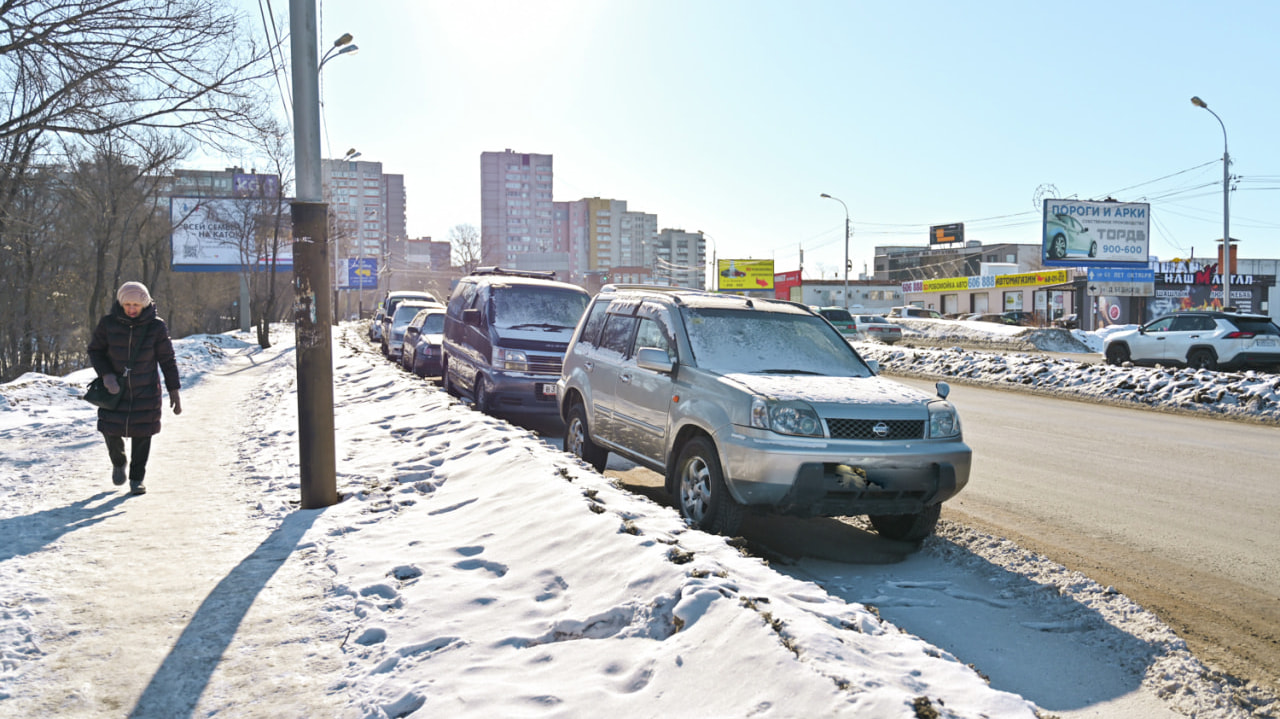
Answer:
top-left (717, 259), bottom-right (775, 290)
top-left (994, 269), bottom-right (1069, 287)
top-left (922, 277), bottom-right (969, 293)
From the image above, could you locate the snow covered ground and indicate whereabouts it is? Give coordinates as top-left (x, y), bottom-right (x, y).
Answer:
top-left (0, 320), bottom-right (1275, 718)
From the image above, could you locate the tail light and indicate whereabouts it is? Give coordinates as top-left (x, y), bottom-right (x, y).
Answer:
top-left (1223, 331), bottom-right (1256, 339)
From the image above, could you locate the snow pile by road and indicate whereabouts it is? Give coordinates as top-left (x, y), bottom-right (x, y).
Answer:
top-left (860, 320), bottom-right (1280, 425)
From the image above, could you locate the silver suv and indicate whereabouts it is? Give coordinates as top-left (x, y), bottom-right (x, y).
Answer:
top-left (1104, 311), bottom-right (1280, 371)
top-left (557, 287), bottom-right (971, 541)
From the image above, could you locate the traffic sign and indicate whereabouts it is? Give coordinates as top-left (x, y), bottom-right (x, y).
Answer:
top-left (347, 258), bottom-right (378, 289)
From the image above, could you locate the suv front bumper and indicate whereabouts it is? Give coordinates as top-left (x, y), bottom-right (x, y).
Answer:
top-left (714, 427), bottom-right (971, 517)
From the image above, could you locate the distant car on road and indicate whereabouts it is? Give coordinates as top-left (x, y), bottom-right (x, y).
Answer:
top-left (1053, 313), bottom-right (1079, 330)
top-left (1000, 311), bottom-right (1038, 327)
top-left (887, 306), bottom-right (942, 320)
top-left (383, 299), bottom-right (444, 360)
top-left (1103, 311), bottom-right (1280, 371)
top-left (850, 315), bottom-right (903, 344)
top-left (1045, 213), bottom-right (1097, 260)
top-left (813, 307), bottom-right (858, 335)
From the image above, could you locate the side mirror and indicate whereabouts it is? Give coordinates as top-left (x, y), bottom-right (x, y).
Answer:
top-left (635, 347), bottom-right (674, 374)
top-left (463, 308), bottom-right (481, 327)
top-left (405, 326), bottom-right (419, 336)
top-left (936, 381), bottom-right (950, 400)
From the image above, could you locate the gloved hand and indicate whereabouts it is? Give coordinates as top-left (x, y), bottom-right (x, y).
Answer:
top-left (103, 374), bottom-right (120, 394)
top-left (169, 389), bottom-right (182, 415)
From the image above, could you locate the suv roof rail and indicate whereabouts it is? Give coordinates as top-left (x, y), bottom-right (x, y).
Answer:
top-left (470, 266), bottom-right (557, 280)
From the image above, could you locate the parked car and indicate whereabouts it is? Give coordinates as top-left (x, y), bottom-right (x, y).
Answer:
top-left (1044, 212), bottom-right (1097, 260)
top-left (1103, 311), bottom-right (1280, 371)
top-left (399, 308), bottom-right (447, 378)
top-left (850, 314), bottom-right (904, 344)
top-left (378, 291), bottom-right (440, 348)
top-left (558, 287), bottom-right (970, 541)
top-left (442, 267), bottom-right (591, 417)
top-left (886, 306), bottom-right (943, 320)
top-left (1052, 313), bottom-right (1079, 330)
top-left (383, 299), bottom-right (444, 360)
top-left (369, 307), bottom-right (386, 342)
top-left (1000, 310), bottom-right (1038, 327)
top-left (813, 306), bottom-right (858, 335)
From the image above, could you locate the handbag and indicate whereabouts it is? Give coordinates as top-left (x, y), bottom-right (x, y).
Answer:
top-left (84, 376), bottom-right (122, 410)
top-left (84, 323), bottom-right (151, 410)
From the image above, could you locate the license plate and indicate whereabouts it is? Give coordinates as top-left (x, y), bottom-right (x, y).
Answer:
top-left (540, 383), bottom-right (557, 397)
top-left (1255, 338), bottom-right (1277, 347)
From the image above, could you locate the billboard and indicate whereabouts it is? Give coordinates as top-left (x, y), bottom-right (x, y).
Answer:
top-left (338, 258), bottom-right (378, 290)
top-left (929, 222), bottom-right (964, 246)
top-left (170, 197), bottom-right (293, 272)
top-left (1042, 199), bottom-right (1150, 267)
top-left (717, 259), bottom-right (774, 291)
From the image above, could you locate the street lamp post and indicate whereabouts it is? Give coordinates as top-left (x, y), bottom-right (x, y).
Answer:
top-left (820, 193), bottom-right (851, 310)
top-left (1191, 96), bottom-right (1232, 310)
top-left (697, 230), bottom-right (717, 291)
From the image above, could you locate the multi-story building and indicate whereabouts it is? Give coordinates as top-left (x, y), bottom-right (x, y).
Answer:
top-left (652, 228), bottom-right (707, 289)
top-left (321, 158), bottom-right (406, 290)
top-left (874, 242), bottom-right (1044, 284)
top-left (480, 150), bottom-right (562, 273)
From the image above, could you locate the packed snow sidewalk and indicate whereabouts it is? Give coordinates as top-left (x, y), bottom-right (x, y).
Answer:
top-left (0, 322), bottom-right (1274, 718)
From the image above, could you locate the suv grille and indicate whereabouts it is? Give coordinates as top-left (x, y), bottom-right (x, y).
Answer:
top-left (527, 355), bottom-right (563, 375)
top-left (826, 418), bottom-right (924, 440)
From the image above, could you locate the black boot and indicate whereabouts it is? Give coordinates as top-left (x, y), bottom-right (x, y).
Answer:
top-left (112, 465), bottom-right (126, 486)
top-left (129, 480), bottom-right (146, 495)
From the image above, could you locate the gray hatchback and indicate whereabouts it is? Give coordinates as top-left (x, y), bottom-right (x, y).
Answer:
top-left (558, 287), bottom-right (971, 541)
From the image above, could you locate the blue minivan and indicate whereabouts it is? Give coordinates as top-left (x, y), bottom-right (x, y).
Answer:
top-left (441, 268), bottom-right (590, 417)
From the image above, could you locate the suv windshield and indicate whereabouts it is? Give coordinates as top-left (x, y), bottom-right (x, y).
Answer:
top-left (681, 307), bottom-right (871, 376)
top-left (493, 286), bottom-right (589, 330)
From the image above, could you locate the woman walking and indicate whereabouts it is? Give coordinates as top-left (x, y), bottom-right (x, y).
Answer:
top-left (87, 282), bottom-right (182, 495)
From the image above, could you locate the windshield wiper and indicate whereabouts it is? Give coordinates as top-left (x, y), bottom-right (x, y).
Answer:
top-left (757, 369), bottom-right (825, 375)
top-left (506, 322), bottom-right (569, 330)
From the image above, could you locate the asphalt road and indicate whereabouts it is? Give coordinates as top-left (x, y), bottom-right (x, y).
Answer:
top-left (895, 376), bottom-right (1280, 694)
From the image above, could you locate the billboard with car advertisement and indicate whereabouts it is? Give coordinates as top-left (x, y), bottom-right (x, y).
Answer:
top-left (1041, 199), bottom-right (1150, 267)
top-left (170, 197), bottom-right (293, 272)
top-left (717, 259), bottom-right (774, 290)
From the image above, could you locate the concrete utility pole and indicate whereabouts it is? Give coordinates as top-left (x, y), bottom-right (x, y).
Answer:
top-left (1191, 96), bottom-right (1232, 310)
top-left (290, 0), bottom-right (338, 508)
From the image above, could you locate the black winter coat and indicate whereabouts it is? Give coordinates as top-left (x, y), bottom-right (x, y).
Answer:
top-left (87, 302), bottom-right (181, 437)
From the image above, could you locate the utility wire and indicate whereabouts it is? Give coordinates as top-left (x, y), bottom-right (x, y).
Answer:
top-left (258, 0), bottom-right (292, 127)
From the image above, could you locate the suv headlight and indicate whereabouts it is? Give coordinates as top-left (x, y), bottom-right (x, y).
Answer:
top-left (927, 401), bottom-right (961, 438)
top-left (751, 398), bottom-right (824, 437)
top-left (493, 348), bottom-right (529, 371)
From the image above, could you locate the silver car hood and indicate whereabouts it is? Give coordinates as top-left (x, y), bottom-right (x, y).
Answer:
top-left (722, 373), bottom-right (934, 408)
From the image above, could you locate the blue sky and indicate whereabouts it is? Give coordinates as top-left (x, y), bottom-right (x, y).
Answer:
top-left (249, 0), bottom-right (1280, 279)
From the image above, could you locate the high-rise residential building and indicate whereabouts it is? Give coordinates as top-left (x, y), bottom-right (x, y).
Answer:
top-left (653, 228), bottom-right (707, 289)
top-left (321, 158), bottom-right (406, 285)
top-left (480, 150), bottom-right (564, 274)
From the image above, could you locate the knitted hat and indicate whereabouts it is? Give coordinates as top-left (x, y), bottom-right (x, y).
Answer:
top-left (117, 281), bottom-right (152, 306)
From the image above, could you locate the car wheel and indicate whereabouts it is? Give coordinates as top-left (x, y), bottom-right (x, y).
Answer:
top-left (474, 374), bottom-right (492, 414)
top-left (1187, 349), bottom-right (1218, 371)
top-left (1089, 240), bottom-right (1098, 258)
top-left (1105, 343), bottom-right (1130, 366)
top-left (869, 503), bottom-right (941, 542)
top-left (564, 402), bottom-right (608, 472)
top-left (442, 358), bottom-right (459, 397)
top-left (675, 437), bottom-right (743, 536)
top-left (1050, 235), bottom-right (1067, 259)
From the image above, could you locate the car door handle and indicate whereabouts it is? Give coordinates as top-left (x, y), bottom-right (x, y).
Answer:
top-left (584, 361), bottom-right (593, 371)
top-left (620, 373), bottom-right (632, 384)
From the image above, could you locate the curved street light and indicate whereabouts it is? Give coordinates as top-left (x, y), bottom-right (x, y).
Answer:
top-left (1191, 95), bottom-right (1232, 309)
top-left (820, 193), bottom-right (851, 310)
top-left (320, 33), bottom-right (358, 71)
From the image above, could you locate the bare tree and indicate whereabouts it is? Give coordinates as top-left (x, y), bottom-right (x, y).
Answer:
top-left (0, 0), bottom-right (274, 149)
top-left (449, 223), bottom-right (482, 275)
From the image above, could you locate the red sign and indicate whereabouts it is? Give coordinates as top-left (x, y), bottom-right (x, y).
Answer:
top-left (775, 270), bottom-right (802, 300)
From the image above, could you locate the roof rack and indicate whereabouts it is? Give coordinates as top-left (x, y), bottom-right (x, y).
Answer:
top-left (470, 266), bottom-right (556, 280)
